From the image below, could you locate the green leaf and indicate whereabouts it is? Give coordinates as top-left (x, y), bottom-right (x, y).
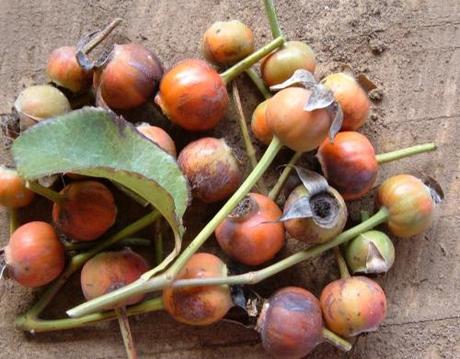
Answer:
top-left (12, 108), bottom-right (190, 269)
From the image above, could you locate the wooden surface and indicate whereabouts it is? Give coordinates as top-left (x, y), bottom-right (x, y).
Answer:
top-left (0, 0), bottom-right (459, 358)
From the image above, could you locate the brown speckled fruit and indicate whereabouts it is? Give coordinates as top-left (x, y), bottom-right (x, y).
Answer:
top-left (320, 276), bottom-right (387, 337)
top-left (178, 137), bottom-right (241, 203)
top-left (202, 20), bottom-right (254, 65)
top-left (162, 253), bottom-right (233, 326)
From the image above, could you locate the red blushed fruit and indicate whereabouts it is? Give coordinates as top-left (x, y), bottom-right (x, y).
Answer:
top-left (215, 193), bottom-right (285, 266)
top-left (202, 20), bottom-right (254, 65)
top-left (5, 221), bottom-right (65, 288)
top-left (136, 123), bottom-right (177, 158)
top-left (154, 59), bottom-right (229, 131)
top-left (317, 131), bottom-right (378, 201)
top-left (52, 181), bottom-right (117, 241)
top-left (162, 253), bottom-right (233, 326)
top-left (251, 99), bottom-right (273, 145)
top-left (257, 287), bottom-right (324, 358)
top-left (0, 166), bottom-right (34, 208)
top-left (266, 87), bottom-right (331, 152)
top-left (320, 276), bottom-right (387, 337)
top-left (261, 41), bottom-right (316, 87)
top-left (94, 43), bottom-right (163, 109)
top-left (377, 174), bottom-right (434, 238)
top-left (81, 249), bottom-right (149, 309)
top-left (322, 72), bottom-right (370, 131)
top-left (47, 46), bottom-right (93, 93)
top-left (178, 137), bottom-right (241, 203)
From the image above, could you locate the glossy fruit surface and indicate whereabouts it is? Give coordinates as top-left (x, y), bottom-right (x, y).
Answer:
top-left (178, 137), bottom-right (241, 203)
top-left (284, 185), bottom-right (347, 244)
top-left (320, 276), bottom-right (387, 337)
top-left (215, 193), bottom-right (285, 265)
top-left (162, 253), bottom-right (233, 326)
top-left (52, 181), bottom-right (117, 241)
top-left (317, 131), bottom-right (378, 200)
top-left (377, 174), bottom-right (434, 238)
top-left (47, 46), bottom-right (93, 93)
top-left (261, 41), bottom-right (316, 86)
top-left (266, 87), bottom-right (331, 152)
top-left (95, 43), bottom-right (163, 109)
top-left (345, 230), bottom-right (395, 274)
top-left (202, 20), bottom-right (254, 65)
top-left (322, 72), bottom-right (370, 131)
top-left (155, 59), bottom-right (229, 131)
top-left (251, 99), bottom-right (273, 145)
top-left (0, 166), bottom-right (34, 208)
top-left (5, 221), bottom-right (65, 288)
top-left (14, 85), bottom-right (71, 128)
top-left (81, 249), bottom-right (149, 309)
top-left (136, 123), bottom-right (177, 157)
top-left (257, 287), bottom-right (323, 358)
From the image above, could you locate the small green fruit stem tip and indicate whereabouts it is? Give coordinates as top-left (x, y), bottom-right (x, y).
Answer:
top-left (116, 306), bottom-right (138, 359)
top-left (268, 151), bottom-right (302, 201)
top-left (66, 137), bottom-right (284, 318)
top-left (322, 328), bottom-right (353, 352)
top-left (220, 36), bottom-right (285, 84)
top-left (264, 0), bottom-right (283, 38)
top-left (245, 67), bottom-right (272, 99)
top-left (375, 143), bottom-right (436, 165)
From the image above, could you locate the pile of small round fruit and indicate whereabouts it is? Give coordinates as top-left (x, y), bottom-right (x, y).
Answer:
top-left (0, 1), bottom-right (441, 358)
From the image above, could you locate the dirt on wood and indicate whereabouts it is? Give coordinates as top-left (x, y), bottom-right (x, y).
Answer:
top-left (0, 0), bottom-right (459, 358)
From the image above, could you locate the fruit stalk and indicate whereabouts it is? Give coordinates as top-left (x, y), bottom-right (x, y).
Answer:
top-left (155, 220), bottom-right (164, 265)
top-left (322, 328), bottom-right (352, 352)
top-left (166, 208), bottom-right (389, 289)
top-left (8, 208), bottom-right (18, 235)
top-left (16, 211), bottom-right (160, 324)
top-left (116, 307), bottom-right (138, 359)
top-left (220, 36), bottom-right (284, 84)
top-left (67, 137), bottom-right (283, 317)
top-left (232, 81), bottom-right (258, 170)
top-left (268, 151), bottom-right (302, 200)
top-left (245, 68), bottom-right (272, 99)
top-left (81, 18), bottom-right (122, 54)
top-left (25, 181), bottom-right (62, 203)
top-left (375, 143), bottom-right (436, 164)
top-left (264, 0), bottom-right (283, 38)
top-left (333, 247), bottom-right (351, 279)
top-left (15, 297), bottom-right (163, 333)
top-left (63, 237), bottom-right (151, 252)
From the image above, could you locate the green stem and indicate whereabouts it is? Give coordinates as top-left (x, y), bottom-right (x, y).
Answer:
top-left (116, 307), bottom-right (138, 359)
top-left (15, 297), bottom-right (163, 333)
top-left (360, 210), bottom-right (370, 222)
top-left (8, 208), bottom-right (18, 235)
top-left (375, 143), bottom-right (436, 164)
top-left (67, 137), bottom-right (284, 318)
top-left (263, 0), bottom-right (283, 38)
top-left (168, 208), bottom-right (389, 289)
top-left (245, 68), bottom-right (272, 99)
top-left (64, 237), bottom-right (151, 252)
top-left (82, 18), bottom-right (122, 54)
top-left (268, 151), bottom-right (302, 200)
top-left (232, 81), bottom-right (259, 170)
top-left (333, 247), bottom-right (350, 279)
top-left (21, 211), bottom-right (160, 319)
top-left (322, 328), bottom-right (352, 352)
top-left (25, 181), bottom-right (62, 204)
top-left (220, 36), bottom-right (284, 84)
